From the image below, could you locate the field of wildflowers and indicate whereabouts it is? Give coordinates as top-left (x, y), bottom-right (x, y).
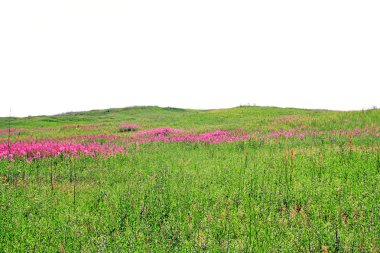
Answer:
top-left (0, 106), bottom-right (379, 252)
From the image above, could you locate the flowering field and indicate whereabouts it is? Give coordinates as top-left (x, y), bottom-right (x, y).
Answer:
top-left (0, 106), bottom-right (379, 252)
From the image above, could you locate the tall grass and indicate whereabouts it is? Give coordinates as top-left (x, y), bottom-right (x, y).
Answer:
top-left (0, 140), bottom-right (379, 251)
top-left (0, 106), bottom-right (379, 252)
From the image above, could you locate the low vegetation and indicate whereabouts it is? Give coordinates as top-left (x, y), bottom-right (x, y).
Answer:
top-left (0, 106), bottom-right (379, 252)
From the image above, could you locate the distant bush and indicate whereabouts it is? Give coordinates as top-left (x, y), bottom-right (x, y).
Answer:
top-left (119, 123), bottom-right (140, 132)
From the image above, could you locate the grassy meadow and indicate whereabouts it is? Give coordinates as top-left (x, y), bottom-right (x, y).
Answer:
top-left (0, 106), bottom-right (379, 252)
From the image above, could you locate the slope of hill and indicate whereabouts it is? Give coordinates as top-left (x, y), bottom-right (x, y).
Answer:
top-left (0, 106), bottom-right (379, 252)
top-left (1, 105), bottom-right (379, 131)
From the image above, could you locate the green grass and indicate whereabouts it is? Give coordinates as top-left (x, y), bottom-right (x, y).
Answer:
top-left (0, 106), bottom-right (379, 252)
top-left (1, 105), bottom-right (378, 131)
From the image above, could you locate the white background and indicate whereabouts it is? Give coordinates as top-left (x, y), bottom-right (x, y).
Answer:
top-left (1, 0), bottom-right (379, 117)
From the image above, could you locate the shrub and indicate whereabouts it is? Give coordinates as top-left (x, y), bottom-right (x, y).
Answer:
top-left (119, 123), bottom-right (140, 132)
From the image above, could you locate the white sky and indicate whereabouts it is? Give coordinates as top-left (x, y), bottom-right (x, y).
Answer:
top-left (1, 0), bottom-right (379, 117)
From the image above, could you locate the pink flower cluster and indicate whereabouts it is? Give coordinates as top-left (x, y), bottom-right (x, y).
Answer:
top-left (131, 129), bottom-right (248, 144)
top-left (63, 134), bottom-right (123, 142)
top-left (0, 141), bottom-right (125, 162)
top-left (269, 130), bottom-right (297, 138)
top-left (119, 123), bottom-right (140, 132)
top-left (132, 128), bottom-right (184, 137)
top-left (172, 130), bottom-right (248, 144)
